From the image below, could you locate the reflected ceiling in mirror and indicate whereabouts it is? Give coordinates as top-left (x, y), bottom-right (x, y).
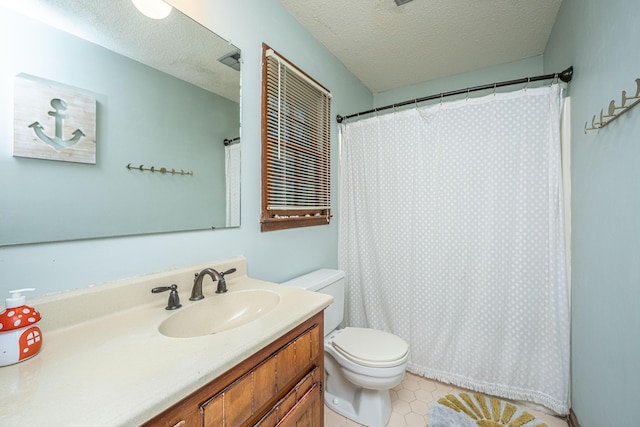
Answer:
top-left (0, 0), bottom-right (241, 245)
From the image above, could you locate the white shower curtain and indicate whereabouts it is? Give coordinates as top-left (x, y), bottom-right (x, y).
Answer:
top-left (338, 85), bottom-right (570, 414)
top-left (224, 143), bottom-right (240, 227)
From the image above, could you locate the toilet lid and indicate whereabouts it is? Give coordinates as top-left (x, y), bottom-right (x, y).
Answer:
top-left (331, 327), bottom-right (409, 368)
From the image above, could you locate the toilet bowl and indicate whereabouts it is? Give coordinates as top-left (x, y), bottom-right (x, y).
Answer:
top-left (324, 327), bottom-right (409, 427)
top-left (282, 269), bottom-right (409, 427)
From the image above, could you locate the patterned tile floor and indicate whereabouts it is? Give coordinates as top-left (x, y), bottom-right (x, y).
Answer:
top-left (324, 372), bottom-right (568, 427)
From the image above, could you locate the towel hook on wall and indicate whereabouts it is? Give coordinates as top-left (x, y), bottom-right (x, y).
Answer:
top-left (126, 163), bottom-right (193, 176)
top-left (584, 77), bottom-right (640, 133)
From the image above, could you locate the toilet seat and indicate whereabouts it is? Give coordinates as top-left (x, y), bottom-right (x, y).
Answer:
top-left (330, 327), bottom-right (409, 368)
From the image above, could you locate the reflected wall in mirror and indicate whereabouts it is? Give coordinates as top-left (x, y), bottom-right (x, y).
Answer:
top-left (0, 0), bottom-right (241, 245)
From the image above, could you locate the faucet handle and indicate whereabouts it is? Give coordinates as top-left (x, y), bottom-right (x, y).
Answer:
top-left (152, 284), bottom-right (182, 310)
top-left (220, 268), bottom-right (236, 277)
top-left (214, 268), bottom-right (236, 294)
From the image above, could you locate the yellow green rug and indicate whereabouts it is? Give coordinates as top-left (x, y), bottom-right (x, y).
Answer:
top-left (428, 392), bottom-right (548, 427)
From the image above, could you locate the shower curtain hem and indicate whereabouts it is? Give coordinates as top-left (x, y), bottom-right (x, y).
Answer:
top-left (407, 364), bottom-right (569, 416)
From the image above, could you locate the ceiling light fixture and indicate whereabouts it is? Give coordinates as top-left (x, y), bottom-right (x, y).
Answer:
top-left (131, 0), bottom-right (172, 20)
top-left (394, 0), bottom-right (414, 5)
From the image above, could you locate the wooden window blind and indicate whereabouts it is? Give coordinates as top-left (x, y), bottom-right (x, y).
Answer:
top-left (261, 44), bottom-right (332, 232)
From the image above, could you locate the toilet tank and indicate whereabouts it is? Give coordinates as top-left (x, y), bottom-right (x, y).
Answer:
top-left (281, 269), bottom-right (345, 335)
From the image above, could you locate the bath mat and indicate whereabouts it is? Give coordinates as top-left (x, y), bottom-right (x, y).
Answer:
top-left (428, 392), bottom-right (548, 427)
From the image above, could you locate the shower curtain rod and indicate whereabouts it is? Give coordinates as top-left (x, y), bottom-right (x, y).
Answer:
top-left (223, 137), bottom-right (240, 146)
top-left (335, 66), bottom-right (573, 123)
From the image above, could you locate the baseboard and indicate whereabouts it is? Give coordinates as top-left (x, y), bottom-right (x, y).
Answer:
top-left (567, 408), bottom-right (581, 427)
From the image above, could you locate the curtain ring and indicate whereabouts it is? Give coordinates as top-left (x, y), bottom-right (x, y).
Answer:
top-left (440, 93), bottom-right (444, 106)
top-left (493, 83), bottom-right (497, 96)
top-left (466, 88), bottom-right (470, 101)
top-left (525, 77), bottom-right (530, 91)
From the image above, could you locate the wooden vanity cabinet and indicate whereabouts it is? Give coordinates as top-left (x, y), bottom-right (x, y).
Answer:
top-left (142, 312), bottom-right (324, 427)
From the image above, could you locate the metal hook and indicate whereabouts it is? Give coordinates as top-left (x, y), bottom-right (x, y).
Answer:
top-left (493, 83), bottom-right (497, 96)
top-left (466, 88), bottom-right (470, 101)
top-left (620, 90), bottom-right (639, 108)
top-left (524, 77), bottom-right (530, 91)
top-left (585, 76), bottom-right (640, 132)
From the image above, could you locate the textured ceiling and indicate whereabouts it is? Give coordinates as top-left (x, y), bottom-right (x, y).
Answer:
top-left (279, 0), bottom-right (562, 93)
top-left (4, 0), bottom-right (240, 102)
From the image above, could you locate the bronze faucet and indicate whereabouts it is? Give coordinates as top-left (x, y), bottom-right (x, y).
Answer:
top-left (189, 268), bottom-right (236, 300)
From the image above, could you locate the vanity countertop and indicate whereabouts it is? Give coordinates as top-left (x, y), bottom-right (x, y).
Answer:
top-left (0, 257), bottom-right (332, 426)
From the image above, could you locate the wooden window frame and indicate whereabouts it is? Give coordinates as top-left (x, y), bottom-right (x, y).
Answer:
top-left (261, 43), bottom-right (332, 232)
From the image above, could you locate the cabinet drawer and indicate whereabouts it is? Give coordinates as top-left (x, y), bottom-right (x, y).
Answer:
top-left (254, 367), bottom-right (320, 427)
top-left (277, 384), bottom-right (321, 427)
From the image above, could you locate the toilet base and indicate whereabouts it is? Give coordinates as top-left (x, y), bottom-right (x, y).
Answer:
top-left (324, 388), bottom-right (392, 427)
top-left (324, 353), bottom-right (394, 427)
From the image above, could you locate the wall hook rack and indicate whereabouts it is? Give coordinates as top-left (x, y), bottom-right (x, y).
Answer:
top-left (126, 163), bottom-right (193, 176)
top-left (585, 78), bottom-right (640, 133)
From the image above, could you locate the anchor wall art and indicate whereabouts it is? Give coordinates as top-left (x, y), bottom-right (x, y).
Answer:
top-left (13, 75), bottom-right (96, 164)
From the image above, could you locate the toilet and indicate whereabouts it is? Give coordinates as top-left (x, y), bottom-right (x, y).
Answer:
top-left (282, 269), bottom-right (409, 427)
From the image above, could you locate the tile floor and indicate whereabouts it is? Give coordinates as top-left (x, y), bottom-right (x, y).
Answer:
top-left (324, 372), bottom-right (568, 427)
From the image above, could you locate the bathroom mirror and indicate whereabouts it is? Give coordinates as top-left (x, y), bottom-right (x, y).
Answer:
top-left (0, 0), bottom-right (241, 246)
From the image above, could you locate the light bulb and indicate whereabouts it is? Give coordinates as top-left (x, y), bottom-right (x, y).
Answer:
top-left (131, 0), bottom-right (172, 20)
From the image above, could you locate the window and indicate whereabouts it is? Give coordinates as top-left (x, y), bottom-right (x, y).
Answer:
top-left (261, 44), bottom-right (332, 232)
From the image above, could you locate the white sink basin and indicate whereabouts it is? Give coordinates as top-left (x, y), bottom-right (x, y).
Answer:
top-left (158, 289), bottom-right (281, 338)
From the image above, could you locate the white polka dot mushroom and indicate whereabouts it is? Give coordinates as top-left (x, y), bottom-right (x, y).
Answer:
top-left (0, 288), bottom-right (43, 367)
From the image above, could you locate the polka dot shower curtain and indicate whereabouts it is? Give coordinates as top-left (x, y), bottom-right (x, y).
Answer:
top-left (338, 85), bottom-right (570, 415)
top-left (225, 142), bottom-right (241, 227)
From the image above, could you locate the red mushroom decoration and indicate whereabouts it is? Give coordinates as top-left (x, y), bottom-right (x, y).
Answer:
top-left (0, 289), bottom-right (42, 366)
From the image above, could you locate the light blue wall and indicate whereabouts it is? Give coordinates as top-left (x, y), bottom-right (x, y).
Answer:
top-left (0, 0), bottom-right (372, 299)
top-left (544, 0), bottom-right (640, 425)
top-left (374, 56), bottom-right (543, 108)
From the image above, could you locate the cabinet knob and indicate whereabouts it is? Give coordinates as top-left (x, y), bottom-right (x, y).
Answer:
top-left (171, 421), bottom-right (185, 427)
